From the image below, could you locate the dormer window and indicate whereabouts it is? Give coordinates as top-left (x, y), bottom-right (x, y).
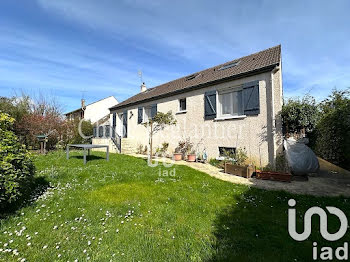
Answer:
top-left (185, 74), bottom-right (200, 81)
top-left (218, 61), bottom-right (240, 71)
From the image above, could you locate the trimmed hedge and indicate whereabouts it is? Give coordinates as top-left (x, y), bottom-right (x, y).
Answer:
top-left (0, 112), bottom-right (35, 210)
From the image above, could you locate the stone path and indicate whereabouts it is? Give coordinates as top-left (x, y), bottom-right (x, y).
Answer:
top-left (130, 154), bottom-right (350, 197)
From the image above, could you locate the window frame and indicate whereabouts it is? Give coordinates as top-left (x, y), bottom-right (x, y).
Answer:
top-left (178, 98), bottom-right (187, 113)
top-left (216, 86), bottom-right (246, 119)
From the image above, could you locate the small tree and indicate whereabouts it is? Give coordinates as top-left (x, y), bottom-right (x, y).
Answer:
top-left (143, 111), bottom-right (176, 161)
top-left (281, 95), bottom-right (320, 135)
top-left (62, 119), bottom-right (93, 147)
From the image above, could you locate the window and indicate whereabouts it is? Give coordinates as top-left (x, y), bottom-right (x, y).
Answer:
top-left (219, 147), bottom-right (236, 157)
top-left (179, 98), bottom-right (186, 111)
top-left (218, 88), bottom-right (243, 117)
top-left (218, 61), bottom-right (240, 71)
top-left (143, 107), bottom-right (152, 122)
top-left (185, 74), bottom-right (200, 81)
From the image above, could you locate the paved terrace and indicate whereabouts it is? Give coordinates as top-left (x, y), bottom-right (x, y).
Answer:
top-left (131, 154), bottom-right (350, 197)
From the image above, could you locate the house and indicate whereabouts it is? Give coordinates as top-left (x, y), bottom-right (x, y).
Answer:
top-left (94, 45), bottom-right (283, 166)
top-left (64, 96), bottom-right (118, 124)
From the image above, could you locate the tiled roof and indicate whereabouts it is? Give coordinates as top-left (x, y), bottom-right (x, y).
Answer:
top-left (111, 45), bottom-right (281, 110)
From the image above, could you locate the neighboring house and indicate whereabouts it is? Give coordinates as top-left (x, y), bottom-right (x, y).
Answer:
top-left (95, 45), bottom-right (283, 166)
top-left (64, 96), bottom-right (118, 124)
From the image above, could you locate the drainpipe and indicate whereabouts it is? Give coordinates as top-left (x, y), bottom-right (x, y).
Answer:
top-left (270, 65), bottom-right (280, 165)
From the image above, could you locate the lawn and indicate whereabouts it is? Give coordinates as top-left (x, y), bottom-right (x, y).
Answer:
top-left (0, 151), bottom-right (349, 261)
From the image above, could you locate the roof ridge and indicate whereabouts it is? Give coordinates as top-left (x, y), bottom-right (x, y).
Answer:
top-left (65, 95), bottom-right (118, 115)
top-left (111, 45), bottom-right (281, 110)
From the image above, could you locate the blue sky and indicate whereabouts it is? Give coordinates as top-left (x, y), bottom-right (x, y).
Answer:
top-left (0, 0), bottom-right (349, 112)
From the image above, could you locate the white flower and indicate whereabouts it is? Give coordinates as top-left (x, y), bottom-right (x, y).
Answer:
top-left (116, 229), bottom-right (119, 233)
top-left (83, 249), bottom-right (87, 253)
top-left (53, 225), bottom-right (58, 230)
top-left (57, 254), bottom-right (61, 258)
top-left (9, 240), bottom-right (13, 243)
top-left (27, 242), bottom-right (31, 246)
top-left (87, 241), bottom-right (91, 246)
top-left (56, 245), bottom-right (60, 249)
top-left (121, 221), bottom-right (124, 224)
top-left (43, 245), bottom-right (48, 249)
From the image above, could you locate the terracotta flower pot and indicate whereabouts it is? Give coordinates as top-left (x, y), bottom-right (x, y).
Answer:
top-left (173, 153), bottom-right (183, 161)
top-left (187, 154), bottom-right (196, 162)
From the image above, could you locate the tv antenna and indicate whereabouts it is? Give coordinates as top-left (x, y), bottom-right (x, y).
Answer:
top-left (138, 70), bottom-right (143, 84)
top-left (81, 89), bottom-right (87, 99)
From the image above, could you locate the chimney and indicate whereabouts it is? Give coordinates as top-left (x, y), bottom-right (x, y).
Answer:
top-left (81, 99), bottom-right (86, 109)
top-left (140, 82), bottom-right (147, 92)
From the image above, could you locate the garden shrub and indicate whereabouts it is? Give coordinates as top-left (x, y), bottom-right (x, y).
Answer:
top-left (0, 112), bottom-right (35, 210)
top-left (313, 90), bottom-right (350, 170)
top-left (281, 95), bottom-right (319, 135)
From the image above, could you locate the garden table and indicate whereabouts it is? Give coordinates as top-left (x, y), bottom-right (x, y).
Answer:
top-left (66, 144), bottom-right (109, 165)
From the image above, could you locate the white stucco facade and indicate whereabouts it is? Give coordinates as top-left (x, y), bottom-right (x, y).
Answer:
top-left (65, 96), bottom-right (118, 124)
top-left (108, 67), bottom-right (283, 166)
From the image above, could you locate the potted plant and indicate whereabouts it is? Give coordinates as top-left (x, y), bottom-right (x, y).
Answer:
top-left (223, 148), bottom-right (255, 178)
top-left (173, 147), bottom-right (183, 161)
top-left (173, 138), bottom-right (193, 161)
top-left (181, 138), bottom-right (196, 162)
top-left (187, 149), bottom-right (196, 162)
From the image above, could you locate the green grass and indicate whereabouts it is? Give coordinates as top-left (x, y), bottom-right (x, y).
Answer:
top-left (0, 151), bottom-right (349, 261)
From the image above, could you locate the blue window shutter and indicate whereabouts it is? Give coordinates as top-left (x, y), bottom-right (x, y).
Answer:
top-left (204, 90), bottom-right (216, 120)
top-left (123, 110), bottom-right (128, 138)
top-left (138, 107), bottom-right (143, 124)
top-left (243, 81), bottom-right (260, 115)
top-left (93, 127), bottom-right (97, 137)
top-left (112, 113), bottom-right (116, 138)
top-left (98, 126), bottom-right (104, 137)
top-left (151, 104), bottom-right (157, 119)
top-left (105, 125), bottom-right (110, 138)
top-left (112, 112), bottom-right (116, 127)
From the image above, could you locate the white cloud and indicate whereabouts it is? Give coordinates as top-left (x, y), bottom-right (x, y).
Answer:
top-left (2, 0), bottom-right (349, 109)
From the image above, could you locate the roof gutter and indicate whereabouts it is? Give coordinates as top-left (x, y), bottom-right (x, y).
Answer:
top-left (110, 63), bottom-right (279, 111)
